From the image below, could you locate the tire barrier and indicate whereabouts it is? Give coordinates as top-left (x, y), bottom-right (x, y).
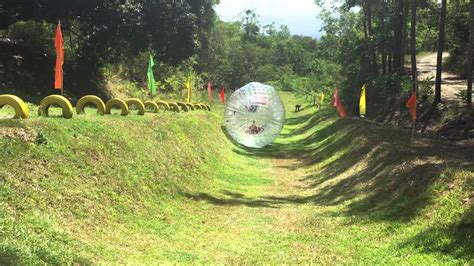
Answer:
top-left (176, 102), bottom-right (190, 112)
top-left (1, 94), bottom-right (210, 120)
top-left (156, 100), bottom-right (170, 111)
top-left (105, 98), bottom-right (129, 116)
top-left (0, 94), bottom-right (29, 119)
top-left (168, 102), bottom-right (181, 112)
top-left (144, 101), bottom-right (160, 113)
top-left (38, 95), bottom-right (74, 119)
top-left (76, 95), bottom-right (106, 115)
top-left (126, 98), bottom-right (145, 115)
top-left (185, 103), bottom-right (195, 111)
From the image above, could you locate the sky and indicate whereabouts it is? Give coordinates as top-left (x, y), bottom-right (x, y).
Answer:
top-left (215, 0), bottom-right (325, 38)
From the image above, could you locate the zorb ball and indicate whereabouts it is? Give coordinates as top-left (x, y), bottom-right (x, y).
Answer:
top-left (224, 82), bottom-right (286, 148)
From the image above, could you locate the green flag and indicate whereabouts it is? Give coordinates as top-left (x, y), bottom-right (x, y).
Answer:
top-left (148, 53), bottom-right (156, 96)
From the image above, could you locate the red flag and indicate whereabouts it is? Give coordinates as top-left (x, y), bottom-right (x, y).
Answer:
top-left (207, 81), bottom-right (212, 104)
top-left (220, 86), bottom-right (225, 104)
top-left (406, 92), bottom-right (417, 123)
top-left (54, 22), bottom-right (64, 90)
top-left (332, 89), bottom-right (347, 118)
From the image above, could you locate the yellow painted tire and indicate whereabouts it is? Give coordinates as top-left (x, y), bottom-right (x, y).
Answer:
top-left (168, 102), bottom-right (181, 112)
top-left (156, 100), bottom-right (170, 111)
top-left (198, 103), bottom-right (209, 111)
top-left (185, 103), bottom-right (195, 111)
top-left (105, 98), bottom-right (129, 116)
top-left (76, 95), bottom-right (106, 115)
top-left (144, 101), bottom-right (160, 113)
top-left (126, 98), bottom-right (145, 115)
top-left (38, 95), bottom-right (73, 119)
top-left (205, 105), bottom-right (211, 111)
top-left (0, 94), bottom-right (29, 119)
top-left (193, 103), bottom-right (204, 110)
top-left (176, 102), bottom-right (189, 112)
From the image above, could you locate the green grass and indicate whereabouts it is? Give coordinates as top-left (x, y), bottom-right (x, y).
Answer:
top-left (0, 93), bottom-right (473, 264)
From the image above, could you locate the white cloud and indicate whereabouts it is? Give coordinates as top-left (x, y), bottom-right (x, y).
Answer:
top-left (215, 0), bottom-right (325, 38)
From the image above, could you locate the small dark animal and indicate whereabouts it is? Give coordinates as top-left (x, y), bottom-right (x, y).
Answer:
top-left (295, 104), bottom-right (302, 112)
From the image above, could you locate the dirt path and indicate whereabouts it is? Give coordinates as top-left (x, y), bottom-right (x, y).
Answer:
top-left (417, 52), bottom-right (466, 101)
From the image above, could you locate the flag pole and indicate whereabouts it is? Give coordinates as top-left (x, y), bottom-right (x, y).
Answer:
top-left (410, 71), bottom-right (418, 152)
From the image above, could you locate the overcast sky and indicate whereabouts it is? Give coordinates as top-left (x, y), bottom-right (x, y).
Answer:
top-left (215, 0), bottom-right (325, 38)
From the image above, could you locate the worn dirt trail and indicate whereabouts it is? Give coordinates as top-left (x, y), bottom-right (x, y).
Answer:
top-left (417, 52), bottom-right (466, 101)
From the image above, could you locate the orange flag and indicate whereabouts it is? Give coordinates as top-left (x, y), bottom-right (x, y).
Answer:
top-left (406, 92), bottom-right (416, 123)
top-left (54, 22), bottom-right (64, 90)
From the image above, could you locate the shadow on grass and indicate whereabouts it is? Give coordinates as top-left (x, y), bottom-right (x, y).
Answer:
top-left (181, 191), bottom-right (278, 209)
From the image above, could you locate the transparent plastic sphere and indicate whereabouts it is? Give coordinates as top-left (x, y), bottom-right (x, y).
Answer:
top-left (224, 82), bottom-right (286, 148)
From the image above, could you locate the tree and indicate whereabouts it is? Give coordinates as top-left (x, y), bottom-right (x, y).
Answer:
top-left (411, 0), bottom-right (418, 92)
top-left (393, 0), bottom-right (405, 73)
top-left (433, 0), bottom-right (447, 106)
top-left (467, 0), bottom-right (474, 128)
top-left (365, 0), bottom-right (378, 75)
top-left (0, 0), bottom-right (217, 65)
top-left (241, 9), bottom-right (260, 43)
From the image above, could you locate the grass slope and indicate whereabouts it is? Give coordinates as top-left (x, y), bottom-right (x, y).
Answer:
top-left (0, 93), bottom-right (473, 264)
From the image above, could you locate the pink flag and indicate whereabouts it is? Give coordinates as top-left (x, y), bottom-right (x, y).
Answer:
top-left (207, 81), bottom-right (212, 104)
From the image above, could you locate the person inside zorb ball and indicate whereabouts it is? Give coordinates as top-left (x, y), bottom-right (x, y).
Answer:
top-left (224, 82), bottom-right (286, 148)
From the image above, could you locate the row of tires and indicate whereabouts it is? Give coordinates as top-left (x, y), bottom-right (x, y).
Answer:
top-left (0, 94), bottom-right (211, 119)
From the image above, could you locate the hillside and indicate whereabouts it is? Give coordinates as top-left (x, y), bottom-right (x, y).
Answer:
top-left (0, 93), bottom-right (473, 264)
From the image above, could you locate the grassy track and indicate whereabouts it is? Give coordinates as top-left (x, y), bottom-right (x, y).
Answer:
top-left (0, 93), bottom-right (473, 264)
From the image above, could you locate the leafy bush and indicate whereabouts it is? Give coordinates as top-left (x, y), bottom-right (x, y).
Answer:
top-left (7, 21), bottom-right (55, 55)
top-left (418, 76), bottom-right (435, 102)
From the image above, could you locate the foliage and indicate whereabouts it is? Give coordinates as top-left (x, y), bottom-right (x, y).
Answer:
top-left (0, 0), bottom-right (217, 97)
top-left (0, 0), bottom-right (471, 114)
top-left (445, 1), bottom-right (470, 76)
top-left (418, 76), bottom-right (435, 102)
top-left (416, 1), bottom-right (440, 52)
top-left (200, 10), bottom-right (330, 99)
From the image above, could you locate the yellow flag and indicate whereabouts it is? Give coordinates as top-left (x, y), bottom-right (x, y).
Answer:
top-left (320, 92), bottom-right (325, 103)
top-left (186, 77), bottom-right (191, 103)
top-left (359, 84), bottom-right (366, 117)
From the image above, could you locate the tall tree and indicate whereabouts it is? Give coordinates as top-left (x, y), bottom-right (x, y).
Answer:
top-left (393, 0), bottom-right (405, 73)
top-left (433, 0), bottom-right (447, 106)
top-left (467, 0), bottom-right (474, 128)
top-left (410, 0), bottom-right (417, 92)
top-left (401, 0), bottom-right (409, 70)
top-left (365, 0), bottom-right (378, 75)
